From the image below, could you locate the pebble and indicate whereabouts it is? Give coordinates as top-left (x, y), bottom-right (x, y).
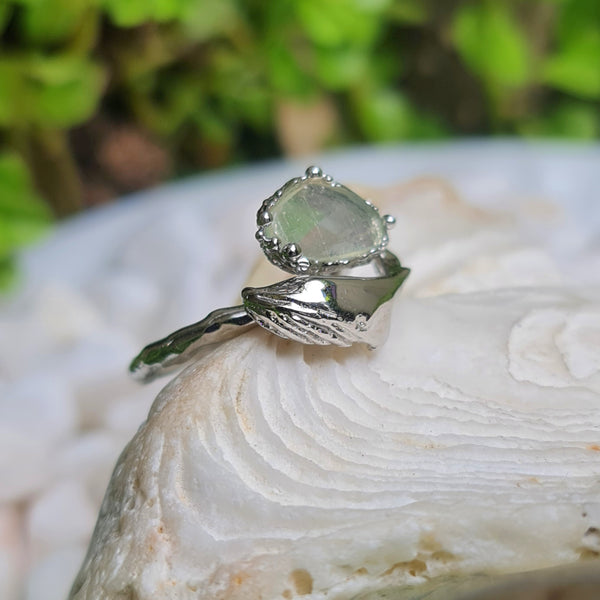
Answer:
top-left (102, 382), bottom-right (161, 435)
top-left (56, 432), bottom-right (126, 506)
top-left (24, 546), bottom-right (86, 600)
top-left (88, 270), bottom-right (161, 337)
top-left (0, 433), bottom-right (53, 503)
top-left (0, 376), bottom-right (77, 446)
top-left (38, 329), bottom-right (138, 429)
top-left (0, 376), bottom-right (76, 502)
top-left (0, 284), bottom-right (103, 379)
top-left (0, 505), bottom-right (24, 600)
top-left (35, 284), bottom-right (103, 346)
top-left (26, 480), bottom-right (96, 561)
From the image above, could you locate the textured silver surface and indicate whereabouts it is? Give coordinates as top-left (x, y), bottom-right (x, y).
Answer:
top-left (243, 252), bottom-right (409, 348)
top-left (130, 168), bottom-right (409, 383)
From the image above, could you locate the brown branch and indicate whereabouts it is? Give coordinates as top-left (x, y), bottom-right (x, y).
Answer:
top-left (15, 127), bottom-right (83, 219)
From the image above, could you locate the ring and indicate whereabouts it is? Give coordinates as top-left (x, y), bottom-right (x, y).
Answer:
top-left (130, 167), bottom-right (410, 383)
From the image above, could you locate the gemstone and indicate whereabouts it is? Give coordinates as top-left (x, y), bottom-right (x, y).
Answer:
top-left (261, 178), bottom-right (386, 265)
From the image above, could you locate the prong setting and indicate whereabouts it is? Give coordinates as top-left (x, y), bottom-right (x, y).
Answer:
top-left (257, 210), bottom-right (271, 226)
top-left (282, 243), bottom-right (302, 262)
top-left (297, 257), bottom-right (310, 272)
top-left (305, 166), bottom-right (323, 178)
top-left (255, 166), bottom-right (392, 275)
top-left (384, 214), bottom-right (396, 229)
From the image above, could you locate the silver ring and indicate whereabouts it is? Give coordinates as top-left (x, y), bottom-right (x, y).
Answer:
top-left (130, 167), bottom-right (410, 383)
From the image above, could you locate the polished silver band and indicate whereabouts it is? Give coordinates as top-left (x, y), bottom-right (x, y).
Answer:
top-left (130, 167), bottom-right (410, 383)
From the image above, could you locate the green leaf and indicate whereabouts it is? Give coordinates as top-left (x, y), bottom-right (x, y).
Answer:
top-left (0, 3), bottom-right (12, 35)
top-left (520, 102), bottom-right (599, 139)
top-left (543, 29), bottom-right (600, 99)
top-left (193, 106), bottom-right (232, 145)
top-left (387, 0), bottom-right (428, 24)
top-left (29, 56), bottom-right (105, 127)
top-left (0, 256), bottom-right (18, 293)
top-left (0, 153), bottom-right (50, 291)
top-left (0, 62), bottom-right (21, 126)
top-left (6, 0), bottom-right (43, 6)
top-left (181, 0), bottom-right (240, 40)
top-left (192, 45), bottom-right (271, 130)
top-left (409, 112), bottom-right (447, 140)
top-left (0, 153), bottom-right (51, 220)
top-left (19, 0), bottom-right (92, 45)
top-left (452, 2), bottom-right (531, 90)
top-left (135, 75), bottom-right (202, 135)
top-left (295, 0), bottom-right (389, 47)
top-left (101, 0), bottom-right (194, 26)
top-left (220, 81), bottom-right (271, 130)
top-left (554, 0), bottom-right (599, 47)
top-left (0, 216), bottom-right (50, 255)
top-left (266, 37), bottom-right (316, 97)
top-left (100, 0), bottom-right (145, 27)
top-left (353, 88), bottom-right (413, 141)
top-left (353, 85), bottom-right (446, 141)
top-left (0, 55), bottom-right (104, 128)
top-left (314, 45), bottom-right (369, 90)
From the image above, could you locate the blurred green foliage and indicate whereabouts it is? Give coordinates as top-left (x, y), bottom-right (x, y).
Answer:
top-left (0, 151), bottom-right (50, 289)
top-left (0, 0), bottom-right (599, 286)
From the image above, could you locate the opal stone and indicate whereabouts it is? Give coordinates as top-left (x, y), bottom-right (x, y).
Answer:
top-left (262, 179), bottom-right (386, 264)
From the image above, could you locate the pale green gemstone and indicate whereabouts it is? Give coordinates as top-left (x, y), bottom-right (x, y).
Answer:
top-left (263, 179), bottom-right (386, 263)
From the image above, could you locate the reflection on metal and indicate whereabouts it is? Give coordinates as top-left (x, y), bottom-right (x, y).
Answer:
top-left (130, 167), bottom-right (409, 383)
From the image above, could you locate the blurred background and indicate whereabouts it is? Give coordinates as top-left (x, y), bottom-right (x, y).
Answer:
top-left (1, 0), bottom-right (599, 290)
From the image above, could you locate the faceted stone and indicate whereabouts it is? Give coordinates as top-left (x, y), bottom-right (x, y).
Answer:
top-left (262, 179), bottom-right (386, 264)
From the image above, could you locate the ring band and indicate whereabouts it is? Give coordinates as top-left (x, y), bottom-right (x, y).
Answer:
top-left (130, 167), bottom-right (410, 383)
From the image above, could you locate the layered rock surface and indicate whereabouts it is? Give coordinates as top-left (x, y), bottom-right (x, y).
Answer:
top-left (70, 178), bottom-right (600, 599)
top-left (1, 147), bottom-right (599, 599)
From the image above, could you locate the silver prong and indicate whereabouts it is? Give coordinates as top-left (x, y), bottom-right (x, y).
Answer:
top-left (297, 257), bottom-right (310, 271)
top-left (305, 166), bottom-right (323, 178)
top-left (384, 214), bottom-right (396, 229)
top-left (257, 210), bottom-right (271, 226)
top-left (283, 242), bottom-right (302, 261)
